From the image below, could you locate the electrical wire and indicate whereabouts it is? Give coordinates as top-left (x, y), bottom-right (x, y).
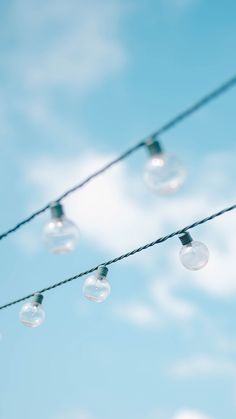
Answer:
top-left (0, 74), bottom-right (236, 242)
top-left (1, 201), bottom-right (235, 311)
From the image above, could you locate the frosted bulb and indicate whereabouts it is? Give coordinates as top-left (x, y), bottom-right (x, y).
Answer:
top-left (179, 232), bottom-right (209, 271)
top-left (144, 138), bottom-right (186, 195)
top-left (43, 202), bottom-right (79, 254)
top-left (20, 294), bottom-right (45, 328)
top-left (83, 266), bottom-right (111, 303)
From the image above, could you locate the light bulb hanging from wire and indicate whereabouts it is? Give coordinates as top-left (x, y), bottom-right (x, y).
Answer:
top-left (144, 137), bottom-right (186, 195)
top-left (179, 232), bottom-right (209, 270)
top-left (43, 202), bottom-right (79, 254)
top-left (83, 265), bottom-right (111, 303)
top-left (19, 294), bottom-right (45, 328)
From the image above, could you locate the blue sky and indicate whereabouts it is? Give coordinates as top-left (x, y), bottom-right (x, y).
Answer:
top-left (0, 1), bottom-right (236, 418)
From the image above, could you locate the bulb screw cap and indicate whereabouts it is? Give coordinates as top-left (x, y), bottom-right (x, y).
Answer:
top-left (97, 265), bottom-right (108, 278)
top-left (145, 137), bottom-right (163, 156)
top-left (179, 232), bottom-right (193, 246)
top-left (50, 201), bottom-right (64, 219)
top-left (33, 293), bottom-right (44, 305)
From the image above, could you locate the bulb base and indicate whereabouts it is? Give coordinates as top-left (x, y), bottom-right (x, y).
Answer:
top-left (33, 293), bottom-right (44, 305)
top-left (145, 138), bottom-right (162, 156)
top-left (50, 202), bottom-right (64, 219)
top-left (179, 232), bottom-right (193, 246)
top-left (97, 265), bottom-right (108, 278)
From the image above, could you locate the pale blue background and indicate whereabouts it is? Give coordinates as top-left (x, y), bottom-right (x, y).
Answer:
top-left (0, 1), bottom-right (236, 419)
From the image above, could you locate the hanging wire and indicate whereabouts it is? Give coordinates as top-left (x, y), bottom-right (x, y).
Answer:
top-left (0, 74), bottom-right (236, 242)
top-left (1, 201), bottom-right (235, 311)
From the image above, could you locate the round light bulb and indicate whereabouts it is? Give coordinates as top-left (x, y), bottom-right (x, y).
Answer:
top-left (83, 266), bottom-right (111, 303)
top-left (43, 202), bottom-right (79, 254)
top-left (19, 294), bottom-right (45, 328)
top-left (144, 139), bottom-right (186, 195)
top-left (179, 232), bottom-right (209, 271)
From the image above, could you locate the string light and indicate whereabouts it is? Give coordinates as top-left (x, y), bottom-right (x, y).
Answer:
top-left (179, 232), bottom-right (209, 271)
top-left (0, 202), bottom-right (235, 317)
top-left (144, 137), bottom-right (186, 194)
top-left (43, 202), bottom-right (79, 254)
top-left (19, 293), bottom-right (45, 328)
top-left (0, 74), bottom-right (235, 242)
top-left (83, 265), bottom-right (111, 303)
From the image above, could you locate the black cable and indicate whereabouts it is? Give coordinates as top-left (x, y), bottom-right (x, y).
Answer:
top-left (151, 75), bottom-right (236, 136)
top-left (1, 202), bottom-right (235, 311)
top-left (0, 74), bottom-right (236, 242)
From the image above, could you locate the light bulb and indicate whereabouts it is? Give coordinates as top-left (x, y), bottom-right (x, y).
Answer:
top-left (179, 232), bottom-right (209, 271)
top-left (144, 138), bottom-right (186, 195)
top-left (83, 266), bottom-right (111, 303)
top-left (43, 202), bottom-right (79, 254)
top-left (19, 294), bottom-right (45, 328)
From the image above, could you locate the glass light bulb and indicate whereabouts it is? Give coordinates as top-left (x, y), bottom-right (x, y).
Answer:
top-left (43, 217), bottom-right (79, 254)
top-left (19, 301), bottom-right (45, 328)
top-left (83, 274), bottom-right (111, 303)
top-left (180, 240), bottom-right (209, 271)
top-left (144, 152), bottom-right (186, 195)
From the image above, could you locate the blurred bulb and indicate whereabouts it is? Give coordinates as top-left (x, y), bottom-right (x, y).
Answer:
top-left (179, 232), bottom-right (209, 271)
top-left (144, 138), bottom-right (186, 195)
top-left (43, 202), bottom-right (79, 254)
top-left (19, 294), bottom-right (45, 328)
top-left (83, 266), bottom-right (111, 303)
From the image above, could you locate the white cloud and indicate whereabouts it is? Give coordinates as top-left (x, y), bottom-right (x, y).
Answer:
top-left (113, 279), bottom-right (196, 327)
top-left (114, 301), bottom-right (158, 327)
top-left (151, 278), bottom-right (197, 320)
top-left (146, 407), bottom-right (213, 419)
top-left (170, 354), bottom-right (236, 379)
top-left (172, 409), bottom-right (212, 419)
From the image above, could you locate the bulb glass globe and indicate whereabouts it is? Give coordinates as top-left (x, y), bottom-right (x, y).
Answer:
top-left (180, 241), bottom-right (209, 271)
top-left (19, 302), bottom-right (45, 328)
top-left (43, 217), bottom-right (79, 254)
top-left (144, 153), bottom-right (186, 195)
top-left (83, 274), bottom-right (111, 303)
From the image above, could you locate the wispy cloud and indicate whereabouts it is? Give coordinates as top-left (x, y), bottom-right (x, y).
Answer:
top-left (172, 409), bottom-right (212, 419)
top-left (146, 407), bottom-right (212, 419)
top-left (170, 354), bottom-right (236, 379)
top-left (113, 301), bottom-right (159, 327)
top-left (151, 278), bottom-right (197, 320)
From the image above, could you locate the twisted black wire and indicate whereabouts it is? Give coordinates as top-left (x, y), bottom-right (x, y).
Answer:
top-left (0, 74), bottom-right (236, 242)
top-left (1, 202), bottom-right (235, 311)
top-left (151, 75), bottom-right (236, 136)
